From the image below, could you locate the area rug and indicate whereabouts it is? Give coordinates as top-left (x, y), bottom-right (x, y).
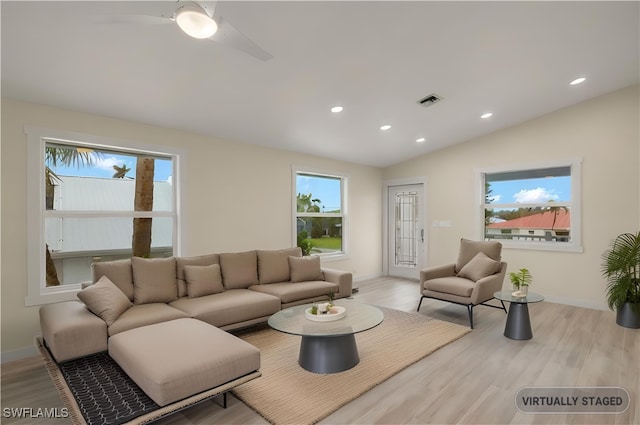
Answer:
top-left (232, 306), bottom-right (471, 424)
top-left (35, 338), bottom-right (258, 425)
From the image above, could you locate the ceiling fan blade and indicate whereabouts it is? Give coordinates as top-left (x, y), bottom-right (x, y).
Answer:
top-left (91, 14), bottom-right (173, 25)
top-left (210, 16), bottom-right (273, 62)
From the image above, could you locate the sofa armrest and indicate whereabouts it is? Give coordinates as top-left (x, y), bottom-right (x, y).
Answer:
top-left (420, 264), bottom-right (456, 287)
top-left (322, 268), bottom-right (352, 298)
top-left (470, 262), bottom-right (508, 305)
top-left (39, 300), bottom-right (108, 362)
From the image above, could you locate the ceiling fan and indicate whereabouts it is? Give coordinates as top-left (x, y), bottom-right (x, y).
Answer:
top-left (93, 1), bottom-right (273, 61)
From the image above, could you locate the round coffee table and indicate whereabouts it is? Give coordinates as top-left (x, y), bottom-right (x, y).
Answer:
top-left (268, 300), bottom-right (384, 374)
top-left (493, 290), bottom-right (544, 340)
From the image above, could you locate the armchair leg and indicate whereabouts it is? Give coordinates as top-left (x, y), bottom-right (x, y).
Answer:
top-left (499, 299), bottom-right (507, 314)
top-left (467, 305), bottom-right (474, 329)
top-left (417, 296), bottom-right (426, 312)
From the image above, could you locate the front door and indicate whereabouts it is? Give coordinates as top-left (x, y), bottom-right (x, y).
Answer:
top-left (387, 184), bottom-right (425, 279)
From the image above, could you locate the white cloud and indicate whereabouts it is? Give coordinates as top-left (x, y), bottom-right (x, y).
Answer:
top-left (513, 187), bottom-right (559, 203)
top-left (93, 155), bottom-right (124, 171)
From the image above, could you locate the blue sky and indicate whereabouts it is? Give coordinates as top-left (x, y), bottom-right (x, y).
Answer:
top-left (48, 152), bottom-right (173, 182)
top-left (487, 176), bottom-right (571, 205)
top-left (296, 175), bottom-right (341, 212)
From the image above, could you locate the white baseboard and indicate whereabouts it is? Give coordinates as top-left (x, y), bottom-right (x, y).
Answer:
top-left (1, 345), bottom-right (39, 364)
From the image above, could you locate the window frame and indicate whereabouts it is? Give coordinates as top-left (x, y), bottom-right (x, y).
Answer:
top-left (292, 166), bottom-right (348, 261)
top-left (25, 126), bottom-right (184, 306)
top-left (476, 158), bottom-right (583, 253)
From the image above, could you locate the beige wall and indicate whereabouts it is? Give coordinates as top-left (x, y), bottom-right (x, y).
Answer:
top-left (0, 99), bottom-right (383, 359)
top-left (384, 85), bottom-right (640, 310)
top-left (2, 85), bottom-right (638, 360)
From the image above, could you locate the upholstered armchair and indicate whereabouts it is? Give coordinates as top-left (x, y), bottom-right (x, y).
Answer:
top-left (417, 238), bottom-right (507, 328)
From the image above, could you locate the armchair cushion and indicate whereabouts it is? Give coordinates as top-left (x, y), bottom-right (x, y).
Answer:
top-left (424, 277), bottom-right (475, 298)
top-left (457, 252), bottom-right (501, 282)
top-left (455, 238), bottom-right (502, 273)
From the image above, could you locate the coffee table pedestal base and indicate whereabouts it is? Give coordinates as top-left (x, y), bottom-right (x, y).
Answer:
top-left (299, 334), bottom-right (359, 374)
top-left (504, 303), bottom-right (533, 340)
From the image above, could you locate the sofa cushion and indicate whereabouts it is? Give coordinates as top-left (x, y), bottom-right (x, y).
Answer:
top-left (424, 276), bottom-right (475, 298)
top-left (184, 264), bottom-right (224, 298)
top-left (455, 238), bottom-right (502, 273)
top-left (132, 257), bottom-right (178, 304)
top-left (170, 289), bottom-right (280, 328)
top-left (257, 247), bottom-right (302, 284)
top-left (457, 252), bottom-right (501, 282)
top-left (176, 254), bottom-right (219, 298)
top-left (108, 303), bottom-right (190, 336)
top-left (77, 276), bottom-right (132, 326)
top-left (219, 251), bottom-right (258, 289)
top-left (91, 259), bottom-right (134, 301)
top-left (108, 318), bottom-right (260, 406)
top-left (249, 281), bottom-right (338, 304)
top-left (289, 255), bottom-right (323, 282)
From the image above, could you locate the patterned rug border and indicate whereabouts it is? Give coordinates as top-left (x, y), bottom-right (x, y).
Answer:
top-left (231, 305), bottom-right (471, 425)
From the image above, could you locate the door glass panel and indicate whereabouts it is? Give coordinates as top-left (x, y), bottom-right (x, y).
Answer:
top-left (395, 191), bottom-right (418, 267)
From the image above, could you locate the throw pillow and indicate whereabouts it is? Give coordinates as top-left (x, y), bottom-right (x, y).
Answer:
top-left (457, 251), bottom-right (501, 282)
top-left (77, 276), bottom-right (132, 326)
top-left (289, 256), bottom-right (323, 283)
top-left (183, 264), bottom-right (224, 298)
top-left (131, 257), bottom-right (178, 304)
top-left (455, 238), bottom-right (502, 272)
top-left (176, 254), bottom-right (219, 298)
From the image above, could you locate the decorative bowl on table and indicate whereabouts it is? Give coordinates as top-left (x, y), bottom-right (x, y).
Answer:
top-left (305, 305), bottom-right (346, 322)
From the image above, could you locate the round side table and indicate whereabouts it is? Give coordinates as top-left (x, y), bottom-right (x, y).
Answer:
top-left (493, 290), bottom-right (544, 340)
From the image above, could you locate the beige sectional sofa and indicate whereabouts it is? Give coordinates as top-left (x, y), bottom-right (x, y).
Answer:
top-left (40, 247), bottom-right (352, 363)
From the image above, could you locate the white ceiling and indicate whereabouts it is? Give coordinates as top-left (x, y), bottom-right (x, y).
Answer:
top-left (2, 1), bottom-right (639, 167)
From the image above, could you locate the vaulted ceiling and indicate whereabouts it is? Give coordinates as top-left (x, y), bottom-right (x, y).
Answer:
top-left (2, 1), bottom-right (638, 167)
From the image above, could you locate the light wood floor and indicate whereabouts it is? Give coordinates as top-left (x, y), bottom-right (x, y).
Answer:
top-left (2, 277), bottom-right (638, 424)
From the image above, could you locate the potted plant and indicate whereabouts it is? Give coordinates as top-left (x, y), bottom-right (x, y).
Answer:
top-left (509, 268), bottom-right (532, 296)
top-left (601, 231), bottom-right (640, 328)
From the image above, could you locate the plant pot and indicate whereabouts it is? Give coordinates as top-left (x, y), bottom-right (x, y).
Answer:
top-left (616, 302), bottom-right (640, 329)
top-left (520, 285), bottom-right (528, 296)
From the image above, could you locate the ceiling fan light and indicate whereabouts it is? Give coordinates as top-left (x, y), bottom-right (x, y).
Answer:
top-left (175, 5), bottom-right (218, 39)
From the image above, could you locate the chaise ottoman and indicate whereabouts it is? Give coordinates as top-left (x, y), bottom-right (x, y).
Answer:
top-left (108, 318), bottom-right (260, 406)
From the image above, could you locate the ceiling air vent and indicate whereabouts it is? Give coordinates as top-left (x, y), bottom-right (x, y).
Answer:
top-left (417, 93), bottom-right (443, 108)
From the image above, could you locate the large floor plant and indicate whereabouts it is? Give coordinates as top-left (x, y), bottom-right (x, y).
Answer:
top-left (601, 231), bottom-right (640, 328)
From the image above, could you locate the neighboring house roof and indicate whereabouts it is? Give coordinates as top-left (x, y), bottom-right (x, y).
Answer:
top-left (487, 209), bottom-right (570, 230)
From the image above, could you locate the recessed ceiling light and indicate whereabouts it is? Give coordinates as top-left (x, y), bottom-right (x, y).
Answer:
top-left (570, 77), bottom-right (586, 85)
top-left (330, 106), bottom-right (343, 113)
top-left (416, 137), bottom-right (426, 143)
top-left (380, 125), bottom-right (392, 131)
top-left (481, 112), bottom-right (493, 119)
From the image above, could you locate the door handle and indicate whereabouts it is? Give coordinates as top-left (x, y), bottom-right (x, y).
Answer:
top-left (421, 229), bottom-right (424, 243)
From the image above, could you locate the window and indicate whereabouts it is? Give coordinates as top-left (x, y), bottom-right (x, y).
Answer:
top-left (293, 168), bottom-right (346, 258)
top-left (26, 127), bottom-right (182, 305)
top-left (478, 159), bottom-right (582, 252)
